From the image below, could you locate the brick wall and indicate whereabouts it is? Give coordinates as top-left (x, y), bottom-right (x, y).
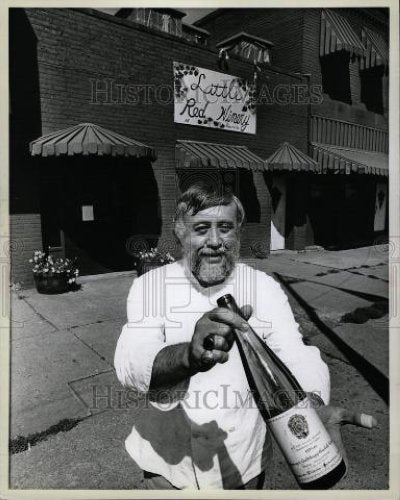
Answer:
top-left (21, 7), bottom-right (308, 147)
top-left (196, 8), bottom-right (305, 74)
top-left (10, 214), bottom-right (43, 286)
top-left (10, 8), bottom-right (310, 281)
top-left (302, 8), bottom-right (388, 129)
top-left (9, 10), bottom-right (44, 285)
top-left (198, 8), bottom-right (389, 251)
top-left (198, 8), bottom-right (388, 129)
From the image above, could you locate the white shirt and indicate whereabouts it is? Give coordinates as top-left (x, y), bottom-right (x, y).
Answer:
top-left (114, 261), bottom-right (330, 489)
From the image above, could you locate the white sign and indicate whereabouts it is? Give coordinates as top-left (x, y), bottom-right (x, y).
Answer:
top-left (82, 205), bottom-right (94, 221)
top-left (174, 62), bottom-right (256, 134)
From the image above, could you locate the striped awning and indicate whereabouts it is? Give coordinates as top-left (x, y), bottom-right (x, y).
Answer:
top-left (266, 142), bottom-right (320, 173)
top-left (311, 143), bottom-right (388, 176)
top-left (361, 27), bottom-right (388, 70)
top-left (175, 140), bottom-right (266, 171)
top-left (320, 9), bottom-right (365, 58)
top-left (30, 123), bottom-right (157, 159)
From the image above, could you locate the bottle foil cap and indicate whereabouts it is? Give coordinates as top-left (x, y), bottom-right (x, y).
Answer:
top-left (360, 413), bottom-right (374, 428)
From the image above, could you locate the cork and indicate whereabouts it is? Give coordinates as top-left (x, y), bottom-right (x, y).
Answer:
top-left (360, 413), bottom-right (374, 428)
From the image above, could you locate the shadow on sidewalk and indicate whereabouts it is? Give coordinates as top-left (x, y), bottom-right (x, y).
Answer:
top-left (274, 273), bottom-right (389, 406)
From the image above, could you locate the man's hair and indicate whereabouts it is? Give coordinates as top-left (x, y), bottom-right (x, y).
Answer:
top-left (174, 182), bottom-right (245, 226)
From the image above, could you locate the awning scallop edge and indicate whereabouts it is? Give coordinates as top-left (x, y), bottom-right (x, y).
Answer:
top-left (266, 142), bottom-right (320, 172)
top-left (311, 143), bottom-right (388, 176)
top-left (30, 123), bottom-right (157, 160)
top-left (176, 140), bottom-right (266, 171)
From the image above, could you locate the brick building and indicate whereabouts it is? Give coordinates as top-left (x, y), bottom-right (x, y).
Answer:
top-left (9, 8), bottom-right (389, 285)
top-left (196, 8), bottom-right (389, 250)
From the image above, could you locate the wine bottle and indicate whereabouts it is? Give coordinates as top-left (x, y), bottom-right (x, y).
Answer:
top-left (214, 293), bottom-right (347, 489)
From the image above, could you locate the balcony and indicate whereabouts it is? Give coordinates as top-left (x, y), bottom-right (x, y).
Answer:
top-left (310, 115), bottom-right (388, 153)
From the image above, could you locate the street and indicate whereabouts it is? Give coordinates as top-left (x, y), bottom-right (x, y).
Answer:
top-left (9, 245), bottom-right (389, 490)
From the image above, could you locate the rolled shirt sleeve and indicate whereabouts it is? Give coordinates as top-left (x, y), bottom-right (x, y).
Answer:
top-left (255, 275), bottom-right (330, 404)
top-left (114, 273), bottom-right (166, 393)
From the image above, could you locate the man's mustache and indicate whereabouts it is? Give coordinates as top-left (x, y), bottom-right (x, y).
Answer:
top-left (199, 251), bottom-right (226, 257)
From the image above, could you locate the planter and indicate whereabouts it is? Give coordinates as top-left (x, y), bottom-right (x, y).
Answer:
top-left (34, 274), bottom-right (70, 294)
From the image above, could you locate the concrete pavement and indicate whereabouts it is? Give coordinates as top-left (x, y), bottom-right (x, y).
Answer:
top-left (9, 245), bottom-right (389, 489)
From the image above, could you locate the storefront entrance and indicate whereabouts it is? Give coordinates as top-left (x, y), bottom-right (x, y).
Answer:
top-left (307, 175), bottom-right (377, 250)
top-left (39, 157), bottom-right (160, 275)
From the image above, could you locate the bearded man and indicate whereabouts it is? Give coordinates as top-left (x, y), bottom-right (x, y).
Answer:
top-left (114, 183), bottom-right (376, 490)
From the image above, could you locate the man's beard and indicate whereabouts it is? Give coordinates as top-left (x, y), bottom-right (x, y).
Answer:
top-left (191, 246), bottom-right (238, 287)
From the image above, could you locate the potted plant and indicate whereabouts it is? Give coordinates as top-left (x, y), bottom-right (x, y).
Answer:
top-left (29, 250), bottom-right (79, 294)
top-left (133, 248), bottom-right (175, 276)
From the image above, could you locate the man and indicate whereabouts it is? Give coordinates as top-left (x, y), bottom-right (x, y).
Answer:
top-left (114, 183), bottom-right (376, 490)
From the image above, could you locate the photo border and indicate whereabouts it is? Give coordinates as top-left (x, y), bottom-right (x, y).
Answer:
top-left (1, 0), bottom-right (398, 498)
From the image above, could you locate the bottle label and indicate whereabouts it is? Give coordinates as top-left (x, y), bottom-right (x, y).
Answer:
top-left (267, 398), bottom-right (342, 484)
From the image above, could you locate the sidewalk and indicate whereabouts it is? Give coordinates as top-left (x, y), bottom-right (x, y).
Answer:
top-left (9, 245), bottom-right (389, 489)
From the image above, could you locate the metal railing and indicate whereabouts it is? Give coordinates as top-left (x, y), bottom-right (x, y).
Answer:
top-left (310, 115), bottom-right (388, 153)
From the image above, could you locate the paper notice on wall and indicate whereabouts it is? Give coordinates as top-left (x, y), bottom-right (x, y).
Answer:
top-left (173, 62), bottom-right (256, 134)
top-left (82, 205), bottom-right (94, 221)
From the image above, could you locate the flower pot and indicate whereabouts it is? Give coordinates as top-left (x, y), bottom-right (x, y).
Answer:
top-left (34, 274), bottom-right (70, 294)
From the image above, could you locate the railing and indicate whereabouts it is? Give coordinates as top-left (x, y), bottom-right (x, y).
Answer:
top-left (310, 115), bottom-right (388, 153)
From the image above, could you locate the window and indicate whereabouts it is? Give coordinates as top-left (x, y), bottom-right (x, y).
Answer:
top-left (320, 52), bottom-right (352, 104)
top-left (360, 67), bottom-right (384, 114)
top-left (360, 27), bottom-right (387, 115)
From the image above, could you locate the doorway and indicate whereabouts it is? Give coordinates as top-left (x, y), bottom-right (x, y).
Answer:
top-left (307, 175), bottom-right (376, 249)
top-left (374, 180), bottom-right (388, 233)
top-left (39, 156), bottom-right (160, 275)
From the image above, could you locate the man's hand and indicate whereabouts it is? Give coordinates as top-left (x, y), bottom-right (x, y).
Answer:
top-left (188, 305), bottom-right (253, 373)
top-left (316, 404), bottom-right (378, 469)
top-left (150, 305), bottom-right (253, 391)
